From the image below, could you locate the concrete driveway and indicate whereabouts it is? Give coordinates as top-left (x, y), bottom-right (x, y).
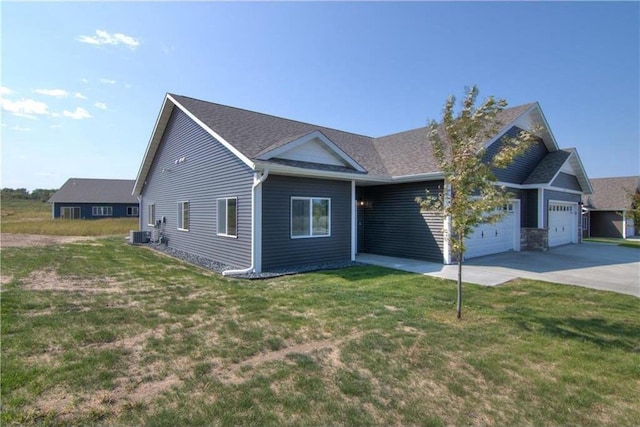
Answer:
top-left (357, 242), bottom-right (640, 297)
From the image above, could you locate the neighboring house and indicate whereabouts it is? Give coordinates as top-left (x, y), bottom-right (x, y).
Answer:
top-left (49, 178), bottom-right (139, 219)
top-left (582, 176), bottom-right (639, 238)
top-left (133, 93), bottom-right (592, 274)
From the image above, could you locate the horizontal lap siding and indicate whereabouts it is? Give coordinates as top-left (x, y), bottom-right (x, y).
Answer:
top-left (361, 181), bottom-right (444, 262)
top-left (590, 211), bottom-right (623, 238)
top-left (262, 175), bottom-right (351, 269)
top-left (525, 189), bottom-right (539, 228)
top-left (53, 203), bottom-right (138, 219)
top-left (485, 127), bottom-right (548, 184)
top-left (552, 172), bottom-right (582, 192)
top-left (140, 109), bottom-right (253, 268)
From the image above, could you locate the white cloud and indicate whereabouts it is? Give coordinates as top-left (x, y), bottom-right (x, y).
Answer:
top-left (9, 125), bottom-right (31, 132)
top-left (34, 88), bottom-right (69, 98)
top-left (81, 78), bottom-right (89, 84)
top-left (77, 30), bottom-right (140, 49)
top-left (63, 107), bottom-right (92, 120)
top-left (100, 78), bottom-right (116, 85)
top-left (94, 102), bottom-right (108, 110)
top-left (74, 92), bottom-right (87, 99)
top-left (0, 97), bottom-right (49, 118)
top-left (50, 124), bottom-right (63, 129)
top-left (0, 86), bottom-right (13, 95)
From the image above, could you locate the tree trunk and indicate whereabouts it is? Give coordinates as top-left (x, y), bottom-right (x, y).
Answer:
top-left (456, 254), bottom-right (462, 319)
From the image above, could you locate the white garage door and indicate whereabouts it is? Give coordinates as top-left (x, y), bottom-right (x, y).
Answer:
top-left (548, 202), bottom-right (577, 247)
top-left (465, 202), bottom-right (519, 260)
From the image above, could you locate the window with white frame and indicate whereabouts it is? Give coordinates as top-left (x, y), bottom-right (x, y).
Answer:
top-left (217, 197), bottom-right (237, 237)
top-left (291, 197), bottom-right (330, 238)
top-left (148, 203), bottom-right (155, 226)
top-left (177, 201), bottom-right (190, 231)
top-left (127, 206), bottom-right (139, 216)
top-left (92, 206), bottom-right (113, 216)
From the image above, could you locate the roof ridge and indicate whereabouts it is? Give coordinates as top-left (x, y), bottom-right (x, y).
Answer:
top-left (169, 93), bottom-right (374, 139)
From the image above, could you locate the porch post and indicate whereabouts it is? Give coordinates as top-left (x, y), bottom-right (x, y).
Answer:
top-left (351, 180), bottom-right (356, 261)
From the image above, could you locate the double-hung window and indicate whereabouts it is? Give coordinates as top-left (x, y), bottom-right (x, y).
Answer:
top-left (177, 201), bottom-right (190, 231)
top-left (148, 203), bottom-right (155, 226)
top-left (92, 206), bottom-right (113, 216)
top-left (217, 198), bottom-right (237, 237)
top-left (291, 197), bottom-right (330, 238)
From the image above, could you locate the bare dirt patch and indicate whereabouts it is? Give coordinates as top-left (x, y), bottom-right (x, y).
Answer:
top-left (23, 269), bottom-right (125, 293)
top-left (0, 233), bottom-right (98, 248)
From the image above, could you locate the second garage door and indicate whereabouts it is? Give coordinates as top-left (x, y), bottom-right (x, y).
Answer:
top-left (465, 202), bottom-right (519, 259)
top-left (548, 201), bottom-right (577, 247)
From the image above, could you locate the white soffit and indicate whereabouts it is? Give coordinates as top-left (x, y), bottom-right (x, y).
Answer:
top-left (258, 130), bottom-right (365, 172)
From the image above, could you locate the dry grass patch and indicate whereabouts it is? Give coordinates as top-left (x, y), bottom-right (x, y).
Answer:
top-left (22, 269), bottom-right (125, 294)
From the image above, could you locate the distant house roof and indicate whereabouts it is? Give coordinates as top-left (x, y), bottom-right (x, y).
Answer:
top-left (583, 176), bottom-right (640, 211)
top-left (133, 93), bottom-right (589, 195)
top-left (48, 178), bottom-right (137, 204)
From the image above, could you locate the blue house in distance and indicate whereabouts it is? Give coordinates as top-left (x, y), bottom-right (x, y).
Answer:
top-left (48, 178), bottom-right (139, 219)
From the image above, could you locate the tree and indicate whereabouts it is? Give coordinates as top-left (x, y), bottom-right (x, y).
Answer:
top-left (417, 86), bottom-right (539, 319)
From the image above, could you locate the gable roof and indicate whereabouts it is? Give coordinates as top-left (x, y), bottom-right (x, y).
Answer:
top-left (133, 93), bottom-right (588, 195)
top-left (583, 176), bottom-right (640, 210)
top-left (49, 178), bottom-right (137, 204)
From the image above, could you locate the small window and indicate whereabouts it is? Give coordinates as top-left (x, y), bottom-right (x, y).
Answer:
top-left (92, 206), bottom-right (113, 216)
top-left (177, 201), bottom-right (190, 231)
top-left (127, 206), bottom-right (139, 216)
top-left (291, 197), bottom-right (330, 238)
top-left (148, 203), bottom-right (155, 226)
top-left (217, 198), bottom-right (237, 237)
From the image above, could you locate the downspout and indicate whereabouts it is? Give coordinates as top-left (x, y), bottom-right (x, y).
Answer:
top-left (223, 170), bottom-right (269, 276)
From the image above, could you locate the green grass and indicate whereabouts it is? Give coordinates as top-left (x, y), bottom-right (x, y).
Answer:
top-left (1, 238), bottom-right (639, 426)
top-left (585, 237), bottom-right (640, 248)
top-left (1, 198), bottom-right (137, 236)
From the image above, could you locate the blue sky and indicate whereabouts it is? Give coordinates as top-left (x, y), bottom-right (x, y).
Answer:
top-left (1, 1), bottom-right (638, 191)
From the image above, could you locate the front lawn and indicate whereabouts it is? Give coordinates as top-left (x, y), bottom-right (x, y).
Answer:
top-left (584, 237), bottom-right (640, 249)
top-left (1, 238), bottom-right (639, 426)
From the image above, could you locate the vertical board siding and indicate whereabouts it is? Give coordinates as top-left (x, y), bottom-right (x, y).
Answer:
top-left (140, 108), bottom-right (254, 268)
top-left (361, 181), bottom-right (444, 262)
top-left (484, 127), bottom-right (548, 184)
top-left (262, 175), bottom-right (352, 269)
top-left (543, 190), bottom-right (581, 228)
top-left (53, 203), bottom-right (138, 219)
top-left (552, 172), bottom-right (582, 192)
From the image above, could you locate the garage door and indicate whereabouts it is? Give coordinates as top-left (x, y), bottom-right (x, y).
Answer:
top-left (548, 202), bottom-right (577, 247)
top-left (465, 202), bottom-right (518, 259)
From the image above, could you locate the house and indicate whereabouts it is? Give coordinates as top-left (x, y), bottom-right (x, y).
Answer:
top-left (582, 176), bottom-right (639, 238)
top-left (49, 178), bottom-right (139, 219)
top-left (133, 93), bottom-right (592, 274)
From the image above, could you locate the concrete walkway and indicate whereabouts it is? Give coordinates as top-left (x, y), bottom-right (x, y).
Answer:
top-left (356, 242), bottom-right (640, 297)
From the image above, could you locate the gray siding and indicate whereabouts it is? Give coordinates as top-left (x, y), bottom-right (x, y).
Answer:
top-left (484, 127), bottom-right (548, 184)
top-left (590, 211), bottom-right (623, 238)
top-left (360, 181), bottom-right (444, 262)
top-left (543, 189), bottom-right (581, 228)
top-left (262, 175), bottom-right (352, 269)
top-left (140, 108), bottom-right (254, 268)
top-left (552, 172), bottom-right (582, 192)
top-left (525, 189), bottom-right (539, 228)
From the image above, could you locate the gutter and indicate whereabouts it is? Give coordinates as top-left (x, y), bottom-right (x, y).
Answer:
top-left (222, 170), bottom-right (270, 276)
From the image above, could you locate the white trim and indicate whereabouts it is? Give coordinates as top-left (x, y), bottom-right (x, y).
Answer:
top-left (216, 197), bottom-right (238, 238)
top-left (168, 95), bottom-right (255, 170)
top-left (258, 130), bottom-right (366, 173)
top-left (443, 182), bottom-right (452, 264)
top-left (494, 181), bottom-right (583, 194)
top-left (538, 188), bottom-right (544, 228)
top-left (351, 181), bottom-right (356, 261)
top-left (147, 203), bottom-right (156, 226)
top-left (548, 200), bottom-right (579, 245)
top-left (290, 196), bottom-right (331, 239)
top-left (177, 200), bottom-right (190, 231)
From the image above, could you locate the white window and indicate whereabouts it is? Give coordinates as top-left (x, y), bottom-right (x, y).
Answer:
top-left (217, 198), bottom-right (237, 237)
top-left (148, 203), bottom-right (155, 226)
top-left (127, 206), bottom-right (139, 216)
top-left (92, 206), bottom-right (113, 216)
top-left (177, 201), bottom-right (190, 231)
top-left (291, 197), bottom-right (330, 238)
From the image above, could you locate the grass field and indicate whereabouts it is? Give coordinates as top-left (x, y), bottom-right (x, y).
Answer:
top-left (1, 237), bottom-right (639, 426)
top-left (584, 237), bottom-right (640, 249)
top-left (1, 199), bottom-right (137, 236)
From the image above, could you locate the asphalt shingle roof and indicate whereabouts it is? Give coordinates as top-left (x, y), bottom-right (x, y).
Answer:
top-left (523, 149), bottom-right (572, 184)
top-left (582, 176), bottom-right (640, 210)
top-left (170, 94), bottom-right (537, 178)
top-left (48, 178), bottom-right (137, 203)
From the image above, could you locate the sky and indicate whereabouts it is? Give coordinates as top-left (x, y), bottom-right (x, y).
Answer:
top-left (1, 1), bottom-right (639, 191)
